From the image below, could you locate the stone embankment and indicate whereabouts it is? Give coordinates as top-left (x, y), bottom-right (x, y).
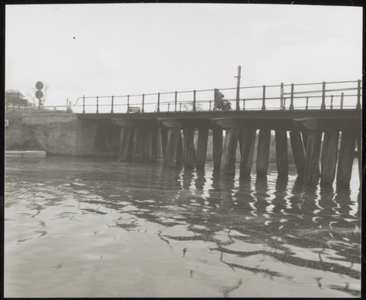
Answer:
top-left (5, 110), bottom-right (119, 157)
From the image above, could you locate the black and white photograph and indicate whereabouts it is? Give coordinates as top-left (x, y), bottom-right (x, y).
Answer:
top-left (4, 2), bottom-right (362, 298)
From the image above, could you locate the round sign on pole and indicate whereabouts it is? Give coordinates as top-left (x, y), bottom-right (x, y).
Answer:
top-left (36, 81), bottom-right (44, 90)
top-left (35, 90), bottom-right (44, 99)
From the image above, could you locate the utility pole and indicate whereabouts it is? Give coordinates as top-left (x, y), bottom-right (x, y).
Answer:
top-left (235, 65), bottom-right (241, 111)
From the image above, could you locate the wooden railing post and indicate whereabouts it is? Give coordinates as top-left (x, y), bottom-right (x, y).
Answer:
top-left (83, 95), bottom-right (85, 113)
top-left (289, 83), bottom-right (294, 110)
top-left (306, 97), bottom-right (309, 110)
top-left (356, 79), bottom-right (361, 109)
top-left (321, 81), bottom-right (326, 110)
top-left (330, 95), bottom-right (333, 109)
top-left (127, 95), bottom-right (130, 113)
top-left (261, 85), bottom-right (266, 110)
top-left (193, 90), bottom-right (196, 112)
top-left (142, 94), bottom-right (145, 113)
top-left (340, 92), bottom-right (344, 109)
top-left (243, 99), bottom-right (245, 110)
top-left (111, 96), bottom-right (114, 113)
top-left (96, 96), bottom-right (99, 113)
top-left (157, 93), bottom-right (160, 112)
top-left (174, 91), bottom-right (177, 112)
top-left (280, 82), bottom-right (285, 110)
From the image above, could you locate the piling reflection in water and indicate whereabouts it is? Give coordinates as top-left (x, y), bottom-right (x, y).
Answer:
top-left (4, 156), bottom-right (361, 297)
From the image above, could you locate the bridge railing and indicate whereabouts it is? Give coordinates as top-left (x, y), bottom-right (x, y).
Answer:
top-left (73, 79), bottom-right (362, 114)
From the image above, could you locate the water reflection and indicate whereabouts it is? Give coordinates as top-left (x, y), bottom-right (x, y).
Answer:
top-left (4, 157), bottom-right (361, 298)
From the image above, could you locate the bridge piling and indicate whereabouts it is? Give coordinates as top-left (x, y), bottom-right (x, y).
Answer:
top-left (275, 128), bottom-right (289, 177)
top-left (337, 130), bottom-right (356, 187)
top-left (320, 131), bottom-right (339, 186)
top-left (220, 126), bottom-right (240, 174)
top-left (303, 130), bottom-right (322, 185)
top-left (160, 127), bottom-right (168, 158)
top-left (196, 128), bottom-right (209, 170)
top-left (256, 128), bottom-right (271, 177)
top-left (183, 128), bottom-right (196, 169)
top-left (164, 127), bottom-right (182, 167)
top-left (239, 128), bottom-right (256, 177)
top-left (212, 128), bottom-right (223, 171)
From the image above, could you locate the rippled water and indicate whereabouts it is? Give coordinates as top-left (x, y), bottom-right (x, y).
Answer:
top-left (4, 156), bottom-right (361, 297)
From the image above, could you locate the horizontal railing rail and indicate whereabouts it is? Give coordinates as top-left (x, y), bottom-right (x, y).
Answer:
top-left (73, 79), bottom-right (362, 114)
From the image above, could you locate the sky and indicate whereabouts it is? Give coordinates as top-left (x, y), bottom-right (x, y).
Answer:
top-left (5, 3), bottom-right (363, 111)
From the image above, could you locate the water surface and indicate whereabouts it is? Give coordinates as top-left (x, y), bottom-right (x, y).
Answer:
top-left (4, 156), bottom-right (361, 297)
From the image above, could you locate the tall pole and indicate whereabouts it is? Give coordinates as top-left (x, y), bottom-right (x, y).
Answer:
top-left (235, 65), bottom-right (241, 111)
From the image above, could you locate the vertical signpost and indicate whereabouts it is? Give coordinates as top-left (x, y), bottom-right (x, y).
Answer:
top-left (35, 81), bottom-right (44, 111)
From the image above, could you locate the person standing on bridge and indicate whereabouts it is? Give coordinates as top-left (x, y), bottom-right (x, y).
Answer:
top-left (214, 88), bottom-right (225, 111)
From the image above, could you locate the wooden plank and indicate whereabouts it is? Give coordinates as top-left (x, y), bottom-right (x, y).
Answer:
top-left (239, 128), bottom-right (256, 177)
top-left (275, 128), bottom-right (289, 177)
top-left (220, 126), bottom-right (240, 174)
top-left (196, 127), bottom-right (209, 170)
top-left (183, 128), bottom-right (196, 169)
top-left (289, 131), bottom-right (306, 177)
top-left (213, 128), bottom-right (223, 171)
top-left (320, 131), bottom-right (339, 186)
top-left (337, 130), bottom-right (356, 187)
top-left (303, 130), bottom-right (322, 185)
top-left (256, 128), bottom-right (271, 177)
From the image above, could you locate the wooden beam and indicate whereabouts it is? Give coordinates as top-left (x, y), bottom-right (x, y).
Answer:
top-left (183, 128), bottom-right (196, 169)
top-left (275, 128), bottom-right (289, 177)
top-left (239, 128), bottom-right (256, 177)
top-left (196, 128), bottom-right (209, 170)
top-left (160, 127), bottom-right (168, 158)
top-left (320, 131), bottom-right (339, 186)
top-left (117, 126), bottom-right (133, 162)
top-left (221, 126), bottom-right (240, 174)
top-left (304, 130), bottom-right (322, 185)
top-left (213, 128), bottom-right (223, 171)
top-left (256, 128), bottom-right (271, 177)
top-left (164, 127), bottom-right (182, 168)
top-left (289, 131), bottom-right (306, 177)
top-left (337, 130), bottom-right (356, 187)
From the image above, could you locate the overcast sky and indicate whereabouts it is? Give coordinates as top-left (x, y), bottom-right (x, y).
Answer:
top-left (5, 3), bottom-right (362, 109)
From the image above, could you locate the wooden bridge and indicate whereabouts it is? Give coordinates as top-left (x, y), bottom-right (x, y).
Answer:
top-left (74, 79), bottom-right (362, 187)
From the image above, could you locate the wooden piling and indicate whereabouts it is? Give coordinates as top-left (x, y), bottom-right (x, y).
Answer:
top-left (164, 127), bottom-right (182, 167)
top-left (275, 128), bottom-right (289, 177)
top-left (220, 126), bottom-right (240, 174)
top-left (239, 128), bottom-right (256, 177)
top-left (132, 127), bottom-right (144, 161)
top-left (256, 128), bottom-right (271, 177)
top-left (142, 128), bottom-right (158, 162)
top-left (213, 128), bottom-right (223, 171)
top-left (337, 130), bottom-right (356, 187)
top-left (196, 127), bottom-right (209, 170)
top-left (304, 130), bottom-right (322, 185)
top-left (356, 134), bottom-right (362, 183)
top-left (160, 127), bottom-right (168, 158)
top-left (320, 131), bottom-right (339, 186)
top-left (289, 131), bottom-right (306, 177)
top-left (117, 127), bottom-right (133, 162)
top-left (183, 128), bottom-right (196, 169)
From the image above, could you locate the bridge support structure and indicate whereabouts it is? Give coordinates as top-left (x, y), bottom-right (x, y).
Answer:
top-left (109, 110), bottom-right (360, 188)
